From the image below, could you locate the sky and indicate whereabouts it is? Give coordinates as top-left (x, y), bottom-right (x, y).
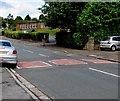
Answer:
top-left (0, 0), bottom-right (45, 19)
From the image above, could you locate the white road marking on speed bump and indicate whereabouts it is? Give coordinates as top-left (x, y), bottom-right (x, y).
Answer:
top-left (16, 66), bottom-right (21, 69)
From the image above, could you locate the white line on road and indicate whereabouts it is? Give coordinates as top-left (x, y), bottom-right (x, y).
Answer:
top-left (23, 49), bottom-right (34, 53)
top-left (40, 61), bottom-right (52, 67)
top-left (53, 51), bottom-right (60, 53)
top-left (38, 54), bottom-right (49, 57)
top-left (89, 68), bottom-right (120, 78)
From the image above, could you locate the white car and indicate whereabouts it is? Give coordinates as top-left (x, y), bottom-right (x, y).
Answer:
top-left (0, 39), bottom-right (17, 68)
top-left (100, 36), bottom-right (120, 51)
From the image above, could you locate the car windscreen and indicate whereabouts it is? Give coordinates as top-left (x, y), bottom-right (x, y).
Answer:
top-left (102, 37), bottom-right (110, 41)
top-left (0, 41), bottom-right (12, 47)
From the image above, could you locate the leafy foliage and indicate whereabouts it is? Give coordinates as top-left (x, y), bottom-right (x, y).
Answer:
top-left (15, 16), bottom-right (23, 21)
top-left (7, 14), bottom-right (15, 30)
top-left (56, 31), bottom-right (77, 48)
top-left (76, 2), bottom-right (120, 43)
top-left (24, 15), bottom-right (31, 20)
top-left (73, 32), bottom-right (88, 48)
top-left (31, 18), bottom-right (38, 21)
top-left (3, 28), bottom-right (59, 42)
top-left (40, 2), bottom-right (86, 31)
top-left (40, 2), bottom-right (120, 48)
top-left (2, 20), bottom-right (7, 29)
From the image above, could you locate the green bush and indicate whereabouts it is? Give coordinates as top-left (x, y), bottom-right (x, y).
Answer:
top-left (21, 33), bottom-right (31, 39)
top-left (1, 31), bottom-right (4, 35)
top-left (14, 32), bottom-right (22, 39)
top-left (76, 2), bottom-right (120, 44)
top-left (30, 32), bottom-right (37, 40)
top-left (4, 30), bottom-right (12, 38)
top-left (36, 28), bottom-right (60, 36)
top-left (56, 31), bottom-right (80, 48)
top-left (4, 30), bottom-right (49, 42)
top-left (73, 32), bottom-right (88, 48)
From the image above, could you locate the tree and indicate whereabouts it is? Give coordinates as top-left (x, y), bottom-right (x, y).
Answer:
top-left (2, 20), bottom-right (7, 29)
top-left (14, 16), bottom-right (23, 30)
top-left (39, 14), bottom-right (44, 20)
top-left (76, 2), bottom-right (120, 43)
top-left (15, 16), bottom-right (23, 21)
top-left (15, 16), bottom-right (23, 24)
top-left (24, 15), bottom-right (31, 20)
top-left (39, 2), bottom-right (86, 31)
top-left (0, 17), bottom-right (3, 29)
top-left (7, 13), bottom-right (15, 29)
top-left (7, 13), bottom-right (13, 20)
top-left (31, 17), bottom-right (38, 21)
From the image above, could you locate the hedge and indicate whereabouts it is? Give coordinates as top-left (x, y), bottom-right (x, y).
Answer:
top-left (4, 30), bottom-right (49, 42)
top-left (56, 31), bottom-right (85, 49)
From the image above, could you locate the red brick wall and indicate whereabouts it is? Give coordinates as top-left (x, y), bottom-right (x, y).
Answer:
top-left (16, 24), bottom-right (20, 30)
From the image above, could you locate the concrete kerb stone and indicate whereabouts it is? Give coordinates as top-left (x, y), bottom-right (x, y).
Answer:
top-left (29, 87), bottom-right (52, 100)
top-left (97, 57), bottom-right (120, 63)
top-left (30, 88), bottom-right (45, 97)
top-left (24, 82), bottom-right (35, 89)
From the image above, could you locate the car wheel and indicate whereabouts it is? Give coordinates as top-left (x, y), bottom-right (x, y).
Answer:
top-left (11, 64), bottom-right (17, 69)
top-left (111, 46), bottom-right (116, 51)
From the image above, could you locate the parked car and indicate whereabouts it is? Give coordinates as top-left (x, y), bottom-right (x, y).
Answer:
top-left (0, 39), bottom-right (17, 68)
top-left (100, 36), bottom-right (120, 51)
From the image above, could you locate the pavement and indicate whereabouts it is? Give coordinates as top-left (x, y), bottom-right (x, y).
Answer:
top-left (40, 44), bottom-right (119, 63)
top-left (1, 67), bottom-right (34, 100)
top-left (0, 35), bottom-right (119, 100)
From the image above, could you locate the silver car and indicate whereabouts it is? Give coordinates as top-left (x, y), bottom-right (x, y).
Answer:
top-left (100, 36), bottom-right (120, 51)
top-left (0, 39), bottom-right (17, 68)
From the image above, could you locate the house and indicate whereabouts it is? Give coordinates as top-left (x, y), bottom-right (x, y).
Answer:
top-left (16, 20), bottom-right (47, 30)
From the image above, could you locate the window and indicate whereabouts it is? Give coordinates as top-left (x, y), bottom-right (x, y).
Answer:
top-left (102, 37), bottom-right (110, 41)
top-left (34, 24), bottom-right (36, 28)
top-left (112, 37), bottom-right (118, 41)
top-left (0, 42), bottom-right (11, 47)
top-left (20, 25), bottom-right (22, 29)
top-left (118, 37), bottom-right (120, 41)
top-left (30, 24), bottom-right (32, 29)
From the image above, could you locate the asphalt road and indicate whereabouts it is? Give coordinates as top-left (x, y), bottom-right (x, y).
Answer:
top-left (9, 39), bottom-right (119, 100)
